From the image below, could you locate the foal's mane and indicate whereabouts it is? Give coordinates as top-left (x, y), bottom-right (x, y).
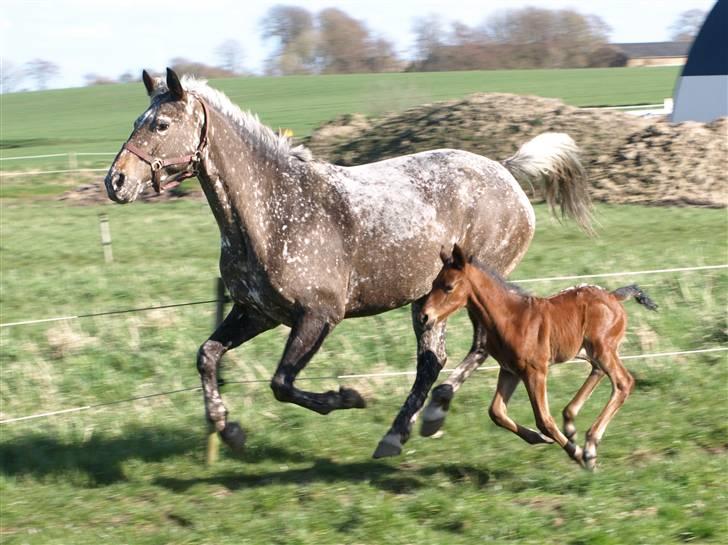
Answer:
top-left (152, 76), bottom-right (313, 164)
top-left (469, 258), bottom-right (531, 298)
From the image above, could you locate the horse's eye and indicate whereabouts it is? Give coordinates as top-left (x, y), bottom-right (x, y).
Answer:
top-left (157, 121), bottom-right (170, 132)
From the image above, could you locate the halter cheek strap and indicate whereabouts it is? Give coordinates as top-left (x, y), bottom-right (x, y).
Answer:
top-left (123, 96), bottom-right (209, 193)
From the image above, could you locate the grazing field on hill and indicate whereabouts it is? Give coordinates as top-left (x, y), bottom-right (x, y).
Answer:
top-left (1, 66), bottom-right (679, 174)
top-left (1, 200), bottom-right (726, 544)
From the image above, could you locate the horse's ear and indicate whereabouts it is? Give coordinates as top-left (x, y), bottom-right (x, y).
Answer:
top-left (142, 69), bottom-right (157, 96)
top-left (451, 243), bottom-right (467, 270)
top-left (439, 246), bottom-right (451, 265)
top-left (166, 67), bottom-right (185, 101)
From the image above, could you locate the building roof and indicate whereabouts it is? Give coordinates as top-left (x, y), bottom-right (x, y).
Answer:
top-left (612, 42), bottom-right (691, 59)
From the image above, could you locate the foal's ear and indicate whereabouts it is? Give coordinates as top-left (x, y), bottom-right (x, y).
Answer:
top-left (439, 246), bottom-right (451, 265)
top-left (142, 69), bottom-right (158, 97)
top-left (166, 67), bottom-right (186, 101)
top-left (451, 243), bottom-right (467, 270)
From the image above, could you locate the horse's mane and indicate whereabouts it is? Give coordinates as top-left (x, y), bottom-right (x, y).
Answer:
top-left (151, 76), bottom-right (313, 164)
top-left (469, 258), bottom-right (531, 298)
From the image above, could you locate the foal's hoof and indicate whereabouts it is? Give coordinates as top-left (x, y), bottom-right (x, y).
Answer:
top-left (372, 434), bottom-right (403, 459)
top-left (220, 421), bottom-right (247, 452)
top-left (340, 386), bottom-right (367, 409)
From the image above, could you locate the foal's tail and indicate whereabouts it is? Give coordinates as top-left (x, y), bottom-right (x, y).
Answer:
top-left (612, 284), bottom-right (659, 311)
top-left (502, 132), bottom-right (594, 235)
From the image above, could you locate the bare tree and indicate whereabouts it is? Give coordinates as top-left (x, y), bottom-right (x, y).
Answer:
top-left (25, 58), bottom-right (59, 90)
top-left (261, 5), bottom-right (317, 74)
top-left (411, 14), bottom-right (445, 64)
top-left (118, 72), bottom-right (137, 83)
top-left (317, 8), bottom-right (401, 74)
top-left (84, 73), bottom-right (115, 86)
top-left (670, 9), bottom-right (706, 42)
top-left (216, 39), bottom-right (245, 74)
top-left (1, 59), bottom-right (24, 93)
top-left (317, 8), bottom-right (371, 73)
top-left (169, 57), bottom-right (235, 79)
top-left (411, 8), bottom-right (611, 72)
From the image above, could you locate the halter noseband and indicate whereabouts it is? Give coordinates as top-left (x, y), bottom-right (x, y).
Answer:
top-left (122, 95), bottom-right (210, 193)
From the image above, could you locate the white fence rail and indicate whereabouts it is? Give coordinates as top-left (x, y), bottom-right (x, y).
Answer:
top-left (0, 151), bottom-right (116, 177)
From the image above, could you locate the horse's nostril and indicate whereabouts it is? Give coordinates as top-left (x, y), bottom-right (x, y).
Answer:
top-left (114, 172), bottom-right (125, 190)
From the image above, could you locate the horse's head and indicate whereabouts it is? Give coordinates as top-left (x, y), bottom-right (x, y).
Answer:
top-left (420, 244), bottom-right (472, 329)
top-left (105, 68), bottom-right (208, 203)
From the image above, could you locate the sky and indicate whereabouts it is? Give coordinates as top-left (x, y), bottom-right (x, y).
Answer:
top-left (0, 0), bottom-right (717, 90)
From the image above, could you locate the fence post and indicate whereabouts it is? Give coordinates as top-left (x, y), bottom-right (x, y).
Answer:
top-left (206, 277), bottom-right (227, 465)
top-left (98, 213), bottom-right (113, 263)
top-left (68, 152), bottom-right (77, 170)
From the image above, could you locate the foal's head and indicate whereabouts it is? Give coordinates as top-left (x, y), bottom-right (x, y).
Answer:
top-left (420, 244), bottom-right (472, 329)
top-left (105, 68), bottom-right (207, 203)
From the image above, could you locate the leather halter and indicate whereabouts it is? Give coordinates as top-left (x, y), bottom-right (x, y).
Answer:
top-left (122, 95), bottom-right (209, 193)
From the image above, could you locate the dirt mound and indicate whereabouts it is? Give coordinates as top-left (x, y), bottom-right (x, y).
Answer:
top-left (305, 93), bottom-right (727, 207)
top-left (59, 181), bottom-right (204, 205)
top-left (591, 118), bottom-right (727, 206)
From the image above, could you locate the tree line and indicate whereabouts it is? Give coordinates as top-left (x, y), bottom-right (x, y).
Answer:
top-left (1, 6), bottom-right (706, 92)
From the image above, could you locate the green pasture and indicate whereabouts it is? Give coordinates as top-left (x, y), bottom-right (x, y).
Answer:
top-left (1, 66), bottom-right (679, 174)
top-left (1, 199), bottom-right (726, 544)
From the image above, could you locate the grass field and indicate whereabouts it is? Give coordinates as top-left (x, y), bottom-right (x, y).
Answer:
top-left (1, 198), bottom-right (726, 544)
top-left (1, 66), bottom-right (679, 174)
top-left (1, 65), bottom-right (726, 544)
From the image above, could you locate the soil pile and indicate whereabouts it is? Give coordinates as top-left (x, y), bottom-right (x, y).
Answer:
top-left (305, 93), bottom-right (727, 207)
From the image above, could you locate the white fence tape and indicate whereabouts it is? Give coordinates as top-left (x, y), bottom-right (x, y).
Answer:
top-left (1, 347), bottom-right (725, 425)
top-left (2, 264), bottom-right (725, 329)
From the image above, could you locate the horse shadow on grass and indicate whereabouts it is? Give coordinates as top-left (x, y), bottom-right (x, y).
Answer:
top-left (0, 425), bottom-right (313, 487)
top-left (154, 457), bottom-right (501, 495)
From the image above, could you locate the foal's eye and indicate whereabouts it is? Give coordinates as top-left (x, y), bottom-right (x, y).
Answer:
top-left (443, 285), bottom-right (454, 294)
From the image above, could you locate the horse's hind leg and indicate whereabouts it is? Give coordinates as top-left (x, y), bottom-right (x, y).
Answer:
top-left (269, 310), bottom-right (367, 415)
top-left (582, 348), bottom-right (634, 470)
top-left (421, 312), bottom-right (487, 437)
top-left (373, 298), bottom-right (447, 458)
top-left (198, 304), bottom-right (277, 450)
top-left (562, 365), bottom-right (605, 442)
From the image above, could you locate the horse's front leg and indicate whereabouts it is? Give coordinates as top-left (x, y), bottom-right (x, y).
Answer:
top-left (198, 304), bottom-right (277, 450)
top-left (269, 310), bottom-right (367, 414)
top-left (373, 299), bottom-right (447, 458)
top-left (421, 311), bottom-right (487, 436)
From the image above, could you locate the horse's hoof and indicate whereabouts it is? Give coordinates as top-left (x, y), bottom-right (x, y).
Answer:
top-left (372, 435), bottom-right (402, 459)
top-left (340, 386), bottom-right (367, 409)
top-left (220, 421), bottom-right (247, 451)
top-left (420, 416), bottom-right (445, 437)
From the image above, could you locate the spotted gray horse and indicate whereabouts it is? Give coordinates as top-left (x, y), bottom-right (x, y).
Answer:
top-left (105, 68), bottom-right (593, 458)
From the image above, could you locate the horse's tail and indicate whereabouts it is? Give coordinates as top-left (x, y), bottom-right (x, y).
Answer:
top-left (502, 132), bottom-right (594, 235)
top-left (612, 284), bottom-right (659, 311)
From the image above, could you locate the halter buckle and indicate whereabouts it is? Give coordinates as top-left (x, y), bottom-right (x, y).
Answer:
top-left (151, 159), bottom-right (163, 171)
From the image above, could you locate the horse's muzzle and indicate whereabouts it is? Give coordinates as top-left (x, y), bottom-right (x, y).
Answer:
top-left (419, 310), bottom-right (436, 330)
top-left (104, 169), bottom-right (138, 203)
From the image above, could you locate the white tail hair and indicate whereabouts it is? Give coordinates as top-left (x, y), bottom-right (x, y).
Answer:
top-left (503, 132), bottom-right (594, 235)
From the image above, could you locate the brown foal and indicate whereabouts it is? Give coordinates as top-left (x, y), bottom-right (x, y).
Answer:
top-left (420, 244), bottom-right (657, 469)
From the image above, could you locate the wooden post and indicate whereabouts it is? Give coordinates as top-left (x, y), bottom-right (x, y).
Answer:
top-left (206, 277), bottom-right (227, 465)
top-left (98, 213), bottom-right (113, 263)
top-left (68, 152), bottom-right (78, 170)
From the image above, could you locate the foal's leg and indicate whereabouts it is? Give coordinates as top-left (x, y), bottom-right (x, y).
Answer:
top-left (562, 365), bottom-right (605, 442)
top-left (373, 299), bottom-right (447, 458)
top-left (198, 304), bottom-right (277, 450)
top-left (489, 368), bottom-right (555, 444)
top-left (523, 366), bottom-right (584, 466)
top-left (269, 310), bottom-right (366, 415)
top-left (421, 312), bottom-right (487, 437)
top-left (582, 349), bottom-right (635, 470)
